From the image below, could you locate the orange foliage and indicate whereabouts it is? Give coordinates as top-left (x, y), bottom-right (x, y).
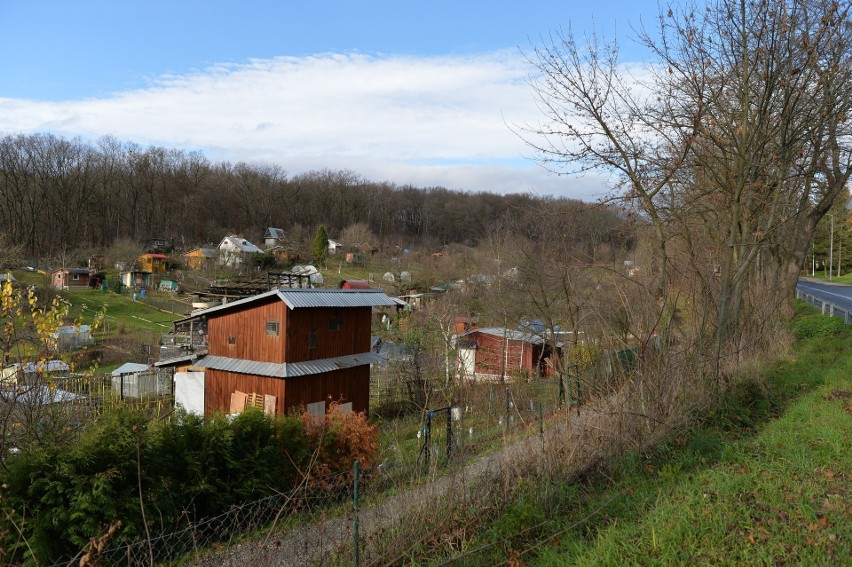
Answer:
top-left (300, 401), bottom-right (379, 486)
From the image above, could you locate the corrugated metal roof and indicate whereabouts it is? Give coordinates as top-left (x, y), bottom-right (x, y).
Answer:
top-left (459, 327), bottom-right (547, 344)
top-left (278, 289), bottom-right (399, 309)
top-left (153, 354), bottom-right (199, 367)
top-left (111, 362), bottom-right (150, 376)
top-left (287, 352), bottom-right (384, 377)
top-left (176, 288), bottom-right (399, 323)
top-left (194, 356), bottom-right (288, 377)
top-left (193, 352), bottom-right (384, 378)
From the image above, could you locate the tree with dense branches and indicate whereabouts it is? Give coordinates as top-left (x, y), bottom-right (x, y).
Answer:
top-left (522, 0), bottom-right (852, 375)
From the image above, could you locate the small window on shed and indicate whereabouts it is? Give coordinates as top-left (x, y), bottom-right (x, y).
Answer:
top-left (266, 321), bottom-right (280, 336)
top-left (72, 273), bottom-right (80, 281)
top-left (308, 330), bottom-right (317, 349)
top-left (228, 336), bottom-right (236, 345)
top-left (328, 317), bottom-right (341, 331)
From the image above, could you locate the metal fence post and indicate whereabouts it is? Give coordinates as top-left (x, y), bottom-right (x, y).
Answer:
top-left (353, 460), bottom-right (360, 567)
top-left (505, 387), bottom-right (510, 432)
top-left (538, 401), bottom-right (543, 442)
top-left (446, 405), bottom-right (452, 462)
top-left (424, 411), bottom-right (432, 469)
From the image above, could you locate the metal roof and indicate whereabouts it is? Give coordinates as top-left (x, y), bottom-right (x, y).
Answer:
top-left (175, 288), bottom-right (399, 322)
top-left (153, 354), bottom-right (199, 367)
top-left (193, 352), bottom-right (384, 378)
top-left (278, 289), bottom-right (398, 309)
top-left (111, 362), bottom-right (150, 376)
top-left (455, 326), bottom-right (564, 346)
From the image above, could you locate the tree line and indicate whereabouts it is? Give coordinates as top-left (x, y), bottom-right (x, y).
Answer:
top-left (0, 133), bottom-right (627, 259)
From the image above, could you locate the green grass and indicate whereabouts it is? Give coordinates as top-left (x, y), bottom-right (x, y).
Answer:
top-left (801, 271), bottom-right (852, 284)
top-left (8, 268), bottom-right (49, 287)
top-left (429, 304), bottom-right (851, 565)
top-left (64, 288), bottom-right (180, 335)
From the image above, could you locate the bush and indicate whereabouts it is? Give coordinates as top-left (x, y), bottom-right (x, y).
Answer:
top-left (0, 405), bottom-right (378, 565)
top-left (301, 402), bottom-right (380, 485)
top-left (792, 313), bottom-right (846, 340)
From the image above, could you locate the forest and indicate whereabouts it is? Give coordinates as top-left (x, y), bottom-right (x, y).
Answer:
top-left (0, 133), bottom-right (630, 260)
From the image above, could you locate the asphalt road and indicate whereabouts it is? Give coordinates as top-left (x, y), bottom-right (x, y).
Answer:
top-left (796, 278), bottom-right (852, 311)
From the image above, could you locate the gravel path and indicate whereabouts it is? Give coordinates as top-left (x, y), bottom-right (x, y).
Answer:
top-left (188, 410), bottom-right (597, 567)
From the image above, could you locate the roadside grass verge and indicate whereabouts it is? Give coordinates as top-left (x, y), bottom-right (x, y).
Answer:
top-left (800, 272), bottom-right (852, 285)
top-left (430, 304), bottom-right (851, 565)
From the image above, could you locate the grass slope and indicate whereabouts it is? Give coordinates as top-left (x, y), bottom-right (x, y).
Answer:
top-left (545, 378), bottom-right (851, 565)
top-left (442, 305), bottom-right (851, 566)
top-left (65, 289), bottom-right (180, 334)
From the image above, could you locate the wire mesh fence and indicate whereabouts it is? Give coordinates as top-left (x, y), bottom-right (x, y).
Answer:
top-left (52, 374), bottom-right (591, 567)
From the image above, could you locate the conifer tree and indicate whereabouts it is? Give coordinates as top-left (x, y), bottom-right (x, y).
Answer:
top-left (311, 224), bottom-right (329, 266)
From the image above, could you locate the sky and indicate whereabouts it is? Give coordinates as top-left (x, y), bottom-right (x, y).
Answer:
top-left (0, 0), bottom-right (663, 201)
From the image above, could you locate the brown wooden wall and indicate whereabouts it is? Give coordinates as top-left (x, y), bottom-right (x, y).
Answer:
top-left (207, 297), bottom-right (288, 362)
top-left (204, 368), bottom-right (287, 415)
top-left (473, 333), bottom-right (544, 377)
top-left (203, 365), bottom-right (370, 416)
top-left (285, 306), bottom-right (371, 362)
top-left (283, 365), bottom-right (370, 414)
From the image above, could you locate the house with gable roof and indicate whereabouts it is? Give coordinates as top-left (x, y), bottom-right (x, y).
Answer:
top-left (217, 235), bottom-right (263, 268)
top-left (264, 227), bottom-right (286, 248)
top-left (166, 288), bottom-right (399, 416)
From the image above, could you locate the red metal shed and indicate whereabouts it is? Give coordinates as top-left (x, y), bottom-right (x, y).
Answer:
top-left (339, 279), bottom-right (371, 289)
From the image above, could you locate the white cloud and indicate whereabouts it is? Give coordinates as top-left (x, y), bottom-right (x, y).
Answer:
top-left (0, 51), bottom-right (613, 200)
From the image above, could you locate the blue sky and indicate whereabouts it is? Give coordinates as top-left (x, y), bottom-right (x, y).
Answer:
top-left (0, 0), bottom-right (663, 199)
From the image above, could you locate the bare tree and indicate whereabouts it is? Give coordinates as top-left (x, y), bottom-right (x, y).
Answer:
top-left (522, 0), bottom-right (852, 378)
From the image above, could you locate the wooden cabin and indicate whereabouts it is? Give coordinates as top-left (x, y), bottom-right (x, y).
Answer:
top-left (120, 270), bottom-right (152, 289)
top-left (173, 288), bottom-right (398, 416)
top-left (454, 327), bottom-right (557, 382)
top-left (181, 248), bottom-right (217, 270)
top-left (51, 268), bottom-right (91, 290)
top-left (139, 253), bottom-right (168, 273)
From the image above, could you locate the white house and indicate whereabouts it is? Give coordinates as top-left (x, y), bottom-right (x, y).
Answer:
top-left (264, 227), bottom-right (286, 248)
top-left (217, 235), bottom-right (263, 268)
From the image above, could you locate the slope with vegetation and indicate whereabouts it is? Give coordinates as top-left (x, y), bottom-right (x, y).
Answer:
top-left (417, 305), bottom-right (850, 565)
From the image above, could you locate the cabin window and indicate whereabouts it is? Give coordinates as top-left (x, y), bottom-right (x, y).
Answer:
top-left (72, 273), bottom-right (79, 281)
top-left (228, 336), bottom-right (236, 345)
top-left (266, 321), bottom-right (280, 336)
top-left (328, 317), bottom-right (341, 331)
top-left (308, 330), bottom-right (317, 349)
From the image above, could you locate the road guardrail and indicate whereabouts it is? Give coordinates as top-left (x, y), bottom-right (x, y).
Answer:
top-left (796, 288), bottom-right (852, 324)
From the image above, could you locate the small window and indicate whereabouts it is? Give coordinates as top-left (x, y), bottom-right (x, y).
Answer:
top-left (308, 330), bottom-right (317, 349)
top-left (328, 317), bottom-right (341, 331)
top-left (228, 336), bottom-right (236, 345)
top-left (266, 321), bottom-right (280, 336)
top-left (72, 273), bottom-right (80, 281)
